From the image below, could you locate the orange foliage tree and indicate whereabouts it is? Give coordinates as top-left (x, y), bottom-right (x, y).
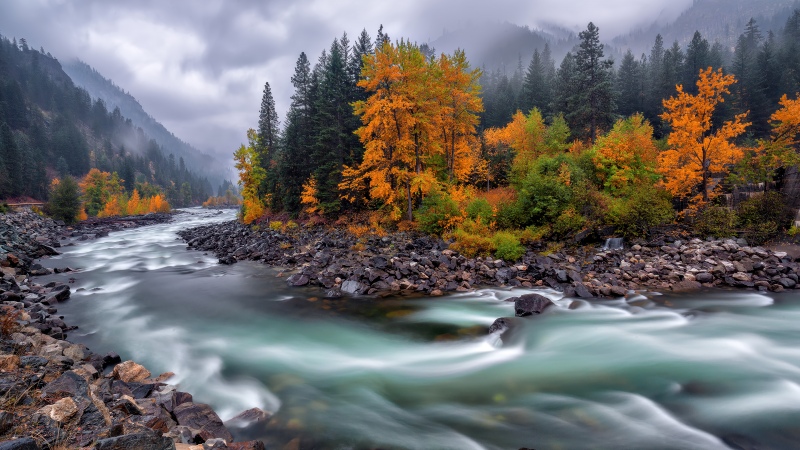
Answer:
top-left (233, 129), bottom-right (266, 224)
top-left (483, 109), bottom-right (570, 186)
top-left (592, 113), bottom-right (659, 193)
top-left (343, 41), bottom-right (483, 221)
top-left (658, 68), bottom-right (750, 204)
top-left (80, 168), bottom-right (124, 216)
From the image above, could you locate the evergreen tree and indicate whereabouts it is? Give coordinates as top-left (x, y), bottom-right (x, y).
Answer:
top-left (683, 31), bottom-right (711, 93)
top-left (553, 52), bottom-right (578, 121)
top-left (0, 122), bottom-right (21, 196)
top-left (48, 175), bottom-right (81, 224)
top-left (521, 45), bottom-right (554, 117)
top-left (256, 80), bottom-right (280, 201)
top-left (570, 22), bottom-right (615, 142)
top-left (616, 50), bottom-right (642, 117)
top-left (312, 38), bottom-right (354, 213)
top-left (275, 52), bottom-right (315, 213)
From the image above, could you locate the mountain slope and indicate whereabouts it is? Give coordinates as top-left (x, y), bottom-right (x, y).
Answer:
top-left (613, 0), bottom-right (800, 56)
top-left (62, 59), bottom-right (225, 186)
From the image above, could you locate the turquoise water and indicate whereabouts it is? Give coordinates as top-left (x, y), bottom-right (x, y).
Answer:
top-left (40, 209), bottom-right (800, 449)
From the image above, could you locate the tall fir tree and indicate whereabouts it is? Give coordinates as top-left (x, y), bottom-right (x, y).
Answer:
top-left (256, 81), bottom-right (280, 201)
top-left (570, 22), bottom-right (615, 142)
top-left (616, 50), bottom-right (642, 117)
top-left (276, 52), bottom-right (315, 213)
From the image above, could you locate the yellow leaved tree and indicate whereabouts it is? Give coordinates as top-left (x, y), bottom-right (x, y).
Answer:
top-left (342, 41), bottom-right (483, 221)
top-left (233, 129), bottom-right (266, 224)
top-left (658, 68), bottom-right (750, 205)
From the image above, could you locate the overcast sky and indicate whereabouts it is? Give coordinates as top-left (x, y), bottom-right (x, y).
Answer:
top-left (0, 0), bottom-right (692, 165)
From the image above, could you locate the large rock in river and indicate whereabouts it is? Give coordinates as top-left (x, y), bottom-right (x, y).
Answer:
top-left (509, 293), bottom-right (554, 317)
top-left (173, 402), bottom-right (233, 443)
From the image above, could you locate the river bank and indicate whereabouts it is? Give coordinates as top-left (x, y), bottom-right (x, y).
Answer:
top-left (0, 209), bottom-right (266, 450)
top-left (178, 219), bottom-right (800, 299)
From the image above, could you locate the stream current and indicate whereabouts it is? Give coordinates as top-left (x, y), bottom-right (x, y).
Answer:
top-left (39, 208), bottom-right (800, 449)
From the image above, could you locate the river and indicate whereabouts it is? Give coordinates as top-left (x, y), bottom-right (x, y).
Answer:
top-left (38, 208), bottom-right (800, 449)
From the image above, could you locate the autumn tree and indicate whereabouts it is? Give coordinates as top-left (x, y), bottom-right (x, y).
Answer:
top-left (658, 68), bottom-right (750, 204)
top-left (80, 168), bottom-right (123, 216)
top-left (233, 129), bottom-right (266, 224)
top-left (436, 49), bottom-right (483, 183)
top-left (483, 108), bottom-right (569, 187)
top-left (592, 113), bottom-right (659, 193)
top-left (735, 93), bottom-right (800, 187)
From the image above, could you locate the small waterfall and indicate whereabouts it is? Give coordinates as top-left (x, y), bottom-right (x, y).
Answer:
top-left (602, 237), bottom-right (624, 251)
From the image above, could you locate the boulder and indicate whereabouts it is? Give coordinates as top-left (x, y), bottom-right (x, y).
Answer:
top-left (286, 274), bottom-right (309, 287)
top-left (228, 442), bottom-right (266, 450)
top-left (36, 397), bottom-right (78, 422)
top-left (341, 280), bottom-right (366, 295)
top-left (511, 293), bottom-right (554, 317)
top-left (671, 280), bottom-right (703, 292)
top-left (695, 272), bottom-right (714, 283)
top-left (0, 438), bottom-right (40, 450)
top-left (112, 361), bottom-right (151, 383)
top-left (574, 283), bottom-right (595, 298)
top-left (42, 370), bottom-right (88, 399)
top-left (173, 402), bottom-right (233, 443)
top-left (94, 431), bottom-right (175, 450)
top-left (225, 407), bottom-right (270, 428)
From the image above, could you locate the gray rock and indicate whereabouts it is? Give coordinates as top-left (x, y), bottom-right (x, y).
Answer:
top-left (341, 280), bottom-right (366, 295)
top-left (286, 274), bottom-right (309, 287)
top-left (574, 283), bottom-right (595, 298)
top-left (173, 402), bottom-right (233, 443)
top-left (512, 293), bottom-right (554, 317)
top-left (0, 438), bottom-right (40, 450)
top-left (695, 272), bottom-right (714, 283)
top-left (94, 431), bottom-right (175, 450)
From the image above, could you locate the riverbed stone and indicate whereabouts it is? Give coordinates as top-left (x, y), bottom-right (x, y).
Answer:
top-left (173, 402), bottom-right (233, 443)
top-left (112, 360), bottom-right (151, 383)
top-left (94, 430), bottom-right (175, 450)
top-left (36, 397), bottom-right (78, 422)
top-left (511, 293), bottom-right (554, 317)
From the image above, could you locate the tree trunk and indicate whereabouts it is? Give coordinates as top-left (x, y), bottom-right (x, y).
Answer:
top-left (406, 181), bottom-right (413, 221)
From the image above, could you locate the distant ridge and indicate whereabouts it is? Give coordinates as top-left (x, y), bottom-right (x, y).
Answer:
top-left (62, 59), bottom-right (226, 185)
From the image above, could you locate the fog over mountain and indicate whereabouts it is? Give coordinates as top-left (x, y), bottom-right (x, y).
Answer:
top-left (0, 0), bottom-right (740, 166)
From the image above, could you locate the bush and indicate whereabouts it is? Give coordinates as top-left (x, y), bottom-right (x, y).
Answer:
top-left (417, 191), bottom-right (462, 235)
top-left (736, 191), bottom-right (794, 244)
top-left (448, 219), bottom-right (494, 257)
top-left (552, 207), bottom-right (586, 237)
top-left (466, 197), bottom-right (493, 224)
top-left (47, 176), bottom-right (82, 224)
top-left (492, 231), bottom-right (526, 261)
top-left (606, 186), bottom-right (674, 238)
top-left (269, 220), bottom-right (283, 231)
top-left (695, 206), bottom-right (737, 238)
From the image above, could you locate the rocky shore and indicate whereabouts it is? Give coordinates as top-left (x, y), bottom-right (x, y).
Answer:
top-left (0, 209), bottom-right (267, 450)
top-left (178, 220), bottom-right (800, 299)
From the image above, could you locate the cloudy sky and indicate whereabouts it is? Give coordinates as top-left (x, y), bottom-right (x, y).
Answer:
top-left (0, 0), bottom-right (692, 166)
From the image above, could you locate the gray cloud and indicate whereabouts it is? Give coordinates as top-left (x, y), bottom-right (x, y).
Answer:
top-left (0, 0), bottom-right (692, 168)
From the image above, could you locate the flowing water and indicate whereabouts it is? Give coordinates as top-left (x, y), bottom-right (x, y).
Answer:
top-left (38, 209), bottom-right (800, 449)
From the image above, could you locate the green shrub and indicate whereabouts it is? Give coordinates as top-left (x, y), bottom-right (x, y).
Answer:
top-left (466, 197), bottom-right (493, 224)
top-left (448, 219), bottom-right (494, 257)
top-left (492, 231), bottom-right (526, 261)
top-left (417, 191), bottom-right (461, 235)
top-left (552, 207), bottom-right (586, 237)
top-left (736, 191), bottom-right (794, 244)
top-left (606, 186), bottom-right (674, 238)
top-left (47, 176), bottom-right (81, 224)
top-left (695, 206), bottom-right (737, 238)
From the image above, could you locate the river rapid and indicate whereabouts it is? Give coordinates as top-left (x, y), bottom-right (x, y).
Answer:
top-left (38, 208), bottom-right (800, 449)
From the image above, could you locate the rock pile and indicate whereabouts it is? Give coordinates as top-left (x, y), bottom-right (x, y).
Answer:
top-left (179, 221), bottom-right (800, 298)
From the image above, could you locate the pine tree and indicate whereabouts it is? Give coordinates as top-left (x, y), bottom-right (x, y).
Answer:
top-left (275, 52), bottom-right (316, 213)
top-left (683, 31), bottom-right (711, 94)
top-left (553, 52), bottom-right (578, 120)
top-left (0, 122), bottom-right (21, 196)
top-left (256, 80), bottom-right (279, 202)
top-left (616, 50), bottom-right (642, 117)
top-left (521, 47), bottom-right (553, 116)
top-left (570, 22), bottom-right (615, 142)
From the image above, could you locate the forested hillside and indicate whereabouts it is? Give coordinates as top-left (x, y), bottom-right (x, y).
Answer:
top-left (0, 34), bottom-right (213, 206)
top-left (62, 60), bottom-right (226, 187)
